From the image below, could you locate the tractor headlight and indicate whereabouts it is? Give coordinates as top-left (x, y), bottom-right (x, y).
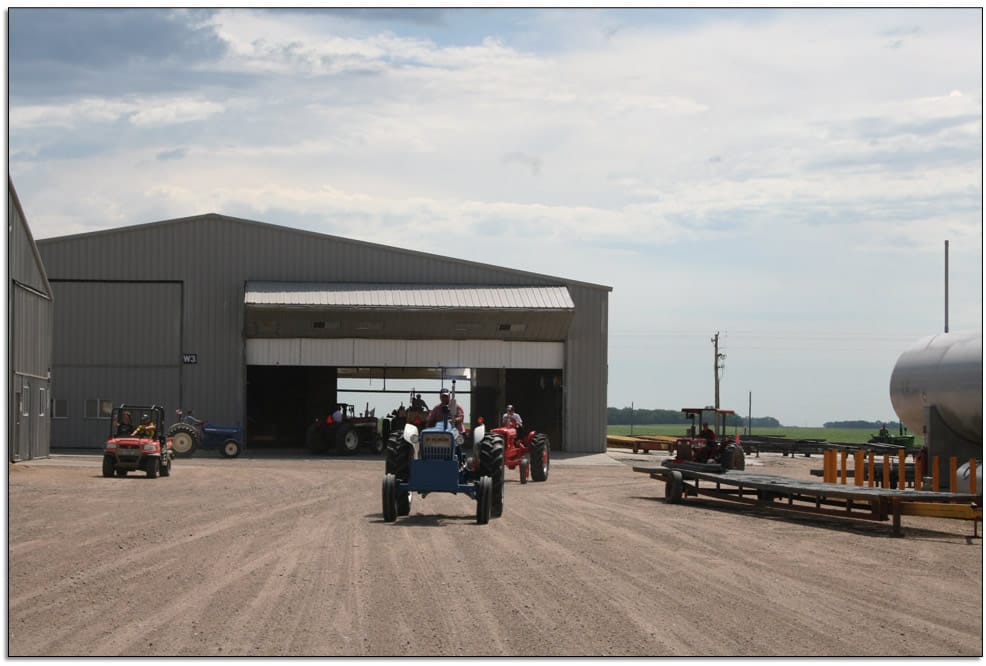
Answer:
top-left (407, 432), bottom-right (419, 446)
top-left (454, 433), bottom-right (464, 447)
top-left (143, 442), bottom-right (158, 453)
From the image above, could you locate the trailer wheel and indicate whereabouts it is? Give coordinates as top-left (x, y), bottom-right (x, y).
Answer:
top-left (335, 424), bottom-right (360, 455)
top-left (382, 474), bottom-right (398, 522)
top-left (665, 471), bottom-right (684, 503)
top-left (480, 433), bottom-right (505, 518)
top-left (167, 423), bottom-right (199, 457)
top-left (530, 434), bottom-right (550, 482)
top-left (220, 439), bottom-right (241, 458)
top-left (476, 476), bottom-right (492, 525)
top-left (102, 455), bottom-right (115, 478)
top-left (146, 457), bottom-right (159, 479)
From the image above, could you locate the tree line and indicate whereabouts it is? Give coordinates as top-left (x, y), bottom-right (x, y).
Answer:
top-left (607, 407), bottom-right (780, 428)
top-left (822, 420), bottom-right (904, 429)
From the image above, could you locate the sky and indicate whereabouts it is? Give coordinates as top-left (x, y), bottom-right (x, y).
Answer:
top-left (6, 6), bottom-right (983, 427)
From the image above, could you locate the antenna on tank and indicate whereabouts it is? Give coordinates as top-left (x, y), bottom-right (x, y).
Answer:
top-left (944, 240), bottom-right (949, 334)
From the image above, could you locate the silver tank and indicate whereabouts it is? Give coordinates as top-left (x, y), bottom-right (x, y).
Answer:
top-left (889, 331), bottom-right (983, 444)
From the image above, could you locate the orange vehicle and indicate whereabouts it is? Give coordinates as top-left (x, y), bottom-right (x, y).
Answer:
top-left (103, 405), bottom-right (174, 478)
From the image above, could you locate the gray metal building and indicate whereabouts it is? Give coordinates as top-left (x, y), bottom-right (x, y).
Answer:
top-left (37, 213), bottom-right (611, 452)
top-left (8, 177), bottom-right (54, 461)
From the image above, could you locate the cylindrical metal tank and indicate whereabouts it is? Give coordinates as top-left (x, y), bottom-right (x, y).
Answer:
top-left (889, 331), bottom-right (983, 444)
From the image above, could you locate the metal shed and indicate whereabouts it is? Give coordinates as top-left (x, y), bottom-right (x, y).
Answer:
top-left (37, 213), bottom-right (611, 452)
top-left (8, 177), bottom-right (54, 461)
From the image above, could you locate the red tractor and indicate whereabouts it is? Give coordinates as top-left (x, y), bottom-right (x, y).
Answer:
top-left (306, 403), bottom-right (383, 455)
top-left (488, 412), bottom-right (550, 484)
top-left (668, 407), bottom-right (745, 472)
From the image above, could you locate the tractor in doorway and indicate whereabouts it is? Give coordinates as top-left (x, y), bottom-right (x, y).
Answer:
top-left (103, 405), bottom-right (174, 478)
top-left (167, 409), bottom-right (244, 458)
top-left (381, 390), bottom-right (430, 442)
top-left (664, 407), bottom-right (745, 473)
top-left (383, 382), bottom-right (505, 524)
top-left (489, 415), bottom-right (550, 484)
top-left (306, 403), bottom-right (383, 455)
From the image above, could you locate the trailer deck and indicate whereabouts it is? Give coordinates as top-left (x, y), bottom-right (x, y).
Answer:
top-left (633, 463), bottom-right (982, 538)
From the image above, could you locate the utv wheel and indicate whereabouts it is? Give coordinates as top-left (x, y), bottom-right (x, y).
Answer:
top-left (146, 457), bottom-right (159, 479)
top-left (220, 439), bottom-right (241, 458)
top-left (480, 434), bottom-right (505, 518)
top-left (167, 423), bottom-right (199, 458)
top-left (530, 434), bottom-right (550, 482)
top-left (335, 424), bottom-right (360, 455)
top-left (665, 470), bottom-right (683, 504)
top-left (382, 474), bottom-right (398, 522)
top-left (476, 476), bottom-right (492, 525)
top-left (160, 452), bottom-right (172, 477)
top-left (102, 455), bottom-right (115, 478)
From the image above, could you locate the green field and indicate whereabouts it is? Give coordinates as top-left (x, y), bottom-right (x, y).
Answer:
top-left (607, 424), bottom-right (922, 446)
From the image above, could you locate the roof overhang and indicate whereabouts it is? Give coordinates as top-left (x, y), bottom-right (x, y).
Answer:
top-left (244, 282), bottom-right (575, 342)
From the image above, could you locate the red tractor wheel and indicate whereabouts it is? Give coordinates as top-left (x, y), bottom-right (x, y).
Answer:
top-left (530, 433), bottom-right (550, 482)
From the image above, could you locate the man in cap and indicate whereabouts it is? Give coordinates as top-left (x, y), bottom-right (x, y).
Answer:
top-left (501, 404), bottom-right (523, 429)
top-left (426, 388), bottom-right (464, 432)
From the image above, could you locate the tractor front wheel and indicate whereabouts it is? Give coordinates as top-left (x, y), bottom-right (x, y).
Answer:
top-left (370, 433), bottom-right (384, 455)
top-left (306, 422), bottom-right (328, 454)
top-left (382, 474), bottom-right (398, 522)
top-left (335, 424), bottom-right (360, 455)
top-left (220, 439), bottom-right (242, 458)
top-left (476, 476), bottom-right (492, 525)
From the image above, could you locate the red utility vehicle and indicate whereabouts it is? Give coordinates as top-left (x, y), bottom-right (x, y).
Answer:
top-left (102, 404), bottom-right (174, 478)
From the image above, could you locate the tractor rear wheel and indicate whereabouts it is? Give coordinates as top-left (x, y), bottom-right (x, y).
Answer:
top-left (385, 432), bottom-right (413, 481)
top-left (480, 433), bottom-right (505, 518)
top-left (382, 474), bottom-right (398, 522)
top-left (530, 434), bottom-right (550, 482)
top-left (335, 424), bottom-right (360, 455)
top-left (220, 439), bottom-right (241, 458)
top-left (520, 459), bottom-right (529, 484)
top-left (167, 423), bottom-right (199, 457)
top-left (306, 422), bottom-right (328, 454)
top-left (102, 455), bottom-right (115, 478)
top-left (476, 476), bottom-right (492, 525)
top-left (719, 443), bottom-right (745, 471)
top-left (665, 470), bottom-right (683, 503)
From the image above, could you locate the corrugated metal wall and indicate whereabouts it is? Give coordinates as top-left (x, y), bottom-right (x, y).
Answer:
top-left (38, 214), bottom-right (610, 452)
top-left (8, 179), bottom-right (53, 461)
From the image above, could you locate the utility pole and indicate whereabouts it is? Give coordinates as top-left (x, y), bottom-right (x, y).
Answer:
top-left (711, 332), bottom-right (725, 411)
top-left (945, 239), bottom-right (949, 333)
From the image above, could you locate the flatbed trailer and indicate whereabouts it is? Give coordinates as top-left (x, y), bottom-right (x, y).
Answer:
top-left (633, 463), bottom-right (982, 538)
top-left (606, 435), bottom-right (677, 453)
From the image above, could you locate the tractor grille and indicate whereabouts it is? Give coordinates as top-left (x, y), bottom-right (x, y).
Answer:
top-left (420, 432), bottom-right (454, 460)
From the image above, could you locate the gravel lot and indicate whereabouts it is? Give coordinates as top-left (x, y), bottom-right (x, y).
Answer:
top-left (8, 448), bottom-right (983, 657)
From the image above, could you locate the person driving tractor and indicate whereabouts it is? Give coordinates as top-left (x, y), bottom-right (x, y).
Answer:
top-left (698, 422), bottom-right (716, 444)
top-left (131, 413), bottom-right (157, 438)
top-left (501, 404), bottom-right (523, 429)
top-left (427, 388), bottom-right (464, 433)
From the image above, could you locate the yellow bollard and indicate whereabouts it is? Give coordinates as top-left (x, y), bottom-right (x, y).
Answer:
top-left (854, 451), bottom-right (864, 487)
top-left (898, 449), bottom-right (906, 490)
top-left (823, 450), bottom-right (832, 483)
top-left (883, 454), bottom-right (891, 488)
top-left (840, 451), bottom-right (848, 485)
top-left (868, 452), bottom-right (875, 488)
top-left (932, 456), bottom-right (940, 492)
top-left (914, 458), bottom-right (922, 491)
top-left (949, 457), bottom-right (958, 493)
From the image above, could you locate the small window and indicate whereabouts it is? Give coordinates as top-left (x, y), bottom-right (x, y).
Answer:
top-left (86, 399), bottom-right (113, 419)
top-left (313, 321), bottom-right (326, 329)
top-left (52, 399), bottom-right (68, 419)
top-left (39, 388), bottom-right (46, 417)
top-left (498, 323), bottom-right (527, 333)
top-left (22, 386), bottom-right (30, 416)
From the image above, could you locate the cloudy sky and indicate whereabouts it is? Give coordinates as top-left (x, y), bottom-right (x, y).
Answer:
top-left (7, 7), bottom-right (983, 427)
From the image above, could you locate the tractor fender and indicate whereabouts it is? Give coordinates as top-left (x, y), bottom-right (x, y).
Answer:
top-left (472, 423), bottom-right (485, 446)
top-left (403, 423), bottom-right (421, 459)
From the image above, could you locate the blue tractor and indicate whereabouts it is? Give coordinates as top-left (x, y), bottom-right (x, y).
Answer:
top-left (382, 383), bottom-right (505, 524)
top-left (166, 409), bottom-right (244, 458)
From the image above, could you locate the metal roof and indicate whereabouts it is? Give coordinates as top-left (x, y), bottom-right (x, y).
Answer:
top-left (245, 282), bottom-right (575, 310)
